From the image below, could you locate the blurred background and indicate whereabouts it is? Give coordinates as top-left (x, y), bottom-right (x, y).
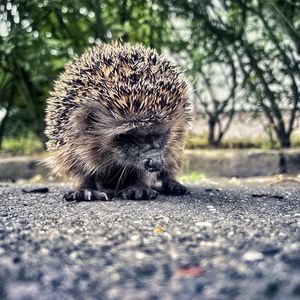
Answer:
top-left (0, 0), bottom-right (300, 156)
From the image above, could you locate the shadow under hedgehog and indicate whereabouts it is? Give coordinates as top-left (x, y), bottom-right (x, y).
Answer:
top-left (45, 42), bottom-right (191, 201)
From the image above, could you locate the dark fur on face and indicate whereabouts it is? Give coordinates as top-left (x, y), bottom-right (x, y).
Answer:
top-left (112, 126), bottom-right (169, 172)
top-left (45, 43), bottom-right (191, 201)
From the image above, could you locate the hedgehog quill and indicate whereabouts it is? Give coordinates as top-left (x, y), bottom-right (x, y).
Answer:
top-left (45, 43), bottom-right (191, 201)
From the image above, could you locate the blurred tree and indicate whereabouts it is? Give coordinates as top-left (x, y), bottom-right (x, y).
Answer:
top-left (170, 0), bottom-right (300, 148)
top-left (264, 0), bottom-right (300, 55)
top-left (167, 0), bottom-right (240, 147)
top-left (193, 59), bottom-right (237, 147)
top-left (0, 0), bottom-right (170, 148)
top-left (1, 0), bottom-right (299, 150)
top-left (189, 17), bottom-right (239, 147)
top-left (235, 0), bottom-right (300, 148)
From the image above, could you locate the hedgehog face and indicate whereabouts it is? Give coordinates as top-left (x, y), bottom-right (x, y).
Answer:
top-left (112, 127), bottom-right (169, 172)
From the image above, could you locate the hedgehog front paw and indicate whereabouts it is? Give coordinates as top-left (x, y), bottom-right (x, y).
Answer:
top-left (118, 187), bottom-right (158, 200)
top-left (63, 189), bottom-right (109, 201)
top-left (161, 179), bottom-right (189, 196)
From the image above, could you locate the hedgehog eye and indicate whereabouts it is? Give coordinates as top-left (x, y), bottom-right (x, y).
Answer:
top-left (151, 133), bottom-right (161, 139)
top-left (151, 130), bottom-right (169, 147)
top-left (86, 112), bottom-right (98, 125)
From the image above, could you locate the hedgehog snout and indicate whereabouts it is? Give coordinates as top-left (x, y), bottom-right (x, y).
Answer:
top-left (143, 151), bottom-right (163, 172)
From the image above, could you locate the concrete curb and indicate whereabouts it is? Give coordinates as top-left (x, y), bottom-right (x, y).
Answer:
top-left (0, 149), bottom-right (300, 180)
top-left (0, 156), bottom-right (49, 181)
top-left (185, 149), bottom-right (300, 177)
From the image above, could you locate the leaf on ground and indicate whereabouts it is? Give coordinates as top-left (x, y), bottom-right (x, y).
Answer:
top-left (153, 226), bottom-right (165, 234)
top-left (175, 266), bottom-right (204, 277)
top-left (22, 187), bottom-right (49, 193)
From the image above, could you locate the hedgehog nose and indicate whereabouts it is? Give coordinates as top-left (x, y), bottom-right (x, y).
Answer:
top-left (143, 149), bottom-right (163, 172)
top-left (144, 158), bottom-right (163, 172)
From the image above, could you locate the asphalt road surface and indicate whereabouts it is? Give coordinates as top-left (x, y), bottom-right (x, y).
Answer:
top-left (1, 181), bottom-right (300, 300)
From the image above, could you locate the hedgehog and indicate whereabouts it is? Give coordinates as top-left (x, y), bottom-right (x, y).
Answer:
top-left (45, 43), bottom-right (191, 201)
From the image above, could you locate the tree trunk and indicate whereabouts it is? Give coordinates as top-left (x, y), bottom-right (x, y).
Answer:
top-left (278, 133), bottom-right (291, 148)
top-left (0, 114), bottom-right (8, 149)
top-left (208, 118), bottom-right (216, 147)
top-left (0, 104), bottom-right (12, 149)
top-left (214, 135), bottom-right (222, 148)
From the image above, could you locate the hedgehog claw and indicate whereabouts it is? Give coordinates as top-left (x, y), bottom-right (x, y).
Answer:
top-left (118, 187), bottom-right (158, 200)
top-left (161, 179), bottom-right (189, 196)
top-left (63, 190), bottom-right (109, 201)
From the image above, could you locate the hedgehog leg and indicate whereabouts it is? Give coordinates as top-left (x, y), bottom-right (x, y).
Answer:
top-left (63, 175), bottom-right (110, 201)
top-left (160, 172), bottom-right (189, 196)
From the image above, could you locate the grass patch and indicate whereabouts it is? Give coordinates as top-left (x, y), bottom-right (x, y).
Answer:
top-left (0, 134), bottom-right (45, 156)
top-left (178, 171), bottom-right (206, 184)
top-left (220, 137), bottom-right (279, 150)
top-left (185, 133), bottom-right (208, 149)
top-left (291, 135), bottom-right (300, 147)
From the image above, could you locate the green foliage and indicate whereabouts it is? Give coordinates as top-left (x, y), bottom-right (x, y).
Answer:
top-left (0, 0), bottom-right (300, 152)
top-left (185, 131), bottom-right (300, 150)
top-left (185, 133), bottom-right (208, 149)
top-left (0, 133), bottom-right (44, 155)
top-left (185, 133), bottom-right (281, 150)
top-left (0, 0), bottom-right (170, 147)
top-left (177, 171), bottom-right (206, 184)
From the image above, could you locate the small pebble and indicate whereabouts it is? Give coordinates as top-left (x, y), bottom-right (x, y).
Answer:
top-left (242, 250), bottom-right (264, 261)
top-left (261, 245), bottom-right (280, 256)
top-left (195, 221), bottom-right (212, 227)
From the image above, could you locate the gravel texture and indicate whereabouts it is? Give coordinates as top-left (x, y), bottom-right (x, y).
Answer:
top-left (1, 182), bottom-right (300, 300)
